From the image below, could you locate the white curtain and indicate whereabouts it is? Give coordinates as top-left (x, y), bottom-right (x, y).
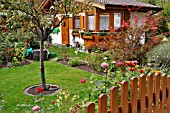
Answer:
top-left (74, 17), bottom-right (80, 28)
top-left (99, 15), bottom-right (109, 30)
top-left (114, 13), bottom-right (121, 30)
top-left (88, 15), bottom-right (94, 30)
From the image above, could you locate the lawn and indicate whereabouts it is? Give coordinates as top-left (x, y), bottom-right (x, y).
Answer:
top-left (0, 46), bottom-right (102, 113)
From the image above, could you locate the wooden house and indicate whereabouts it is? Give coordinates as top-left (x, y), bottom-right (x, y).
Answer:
top-left (43, 0), bottom-right (162, 47)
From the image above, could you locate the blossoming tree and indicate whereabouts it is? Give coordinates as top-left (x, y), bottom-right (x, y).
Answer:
top-left (1, 0), bottom-right (92, 90)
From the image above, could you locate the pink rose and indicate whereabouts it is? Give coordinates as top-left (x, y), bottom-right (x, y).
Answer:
top-left (80, 78), bottom-right (86, 83)
top-left (101, 62), bottom-right (109, 68)
top-left (32, 105), bottom-right (40, 111)
top-left (116, 62), bottom-right (124, 67)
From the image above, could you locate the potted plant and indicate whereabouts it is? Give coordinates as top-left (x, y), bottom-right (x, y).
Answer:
top-left (72, 29), bottom-right (80, 37)
top-left (98, 32), bottom-right (108, 38)
top-left (82, 32), bottom-right (93, 39)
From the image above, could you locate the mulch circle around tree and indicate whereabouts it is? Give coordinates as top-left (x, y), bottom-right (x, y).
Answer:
top-left (24, 84), bottom-right (62, 96)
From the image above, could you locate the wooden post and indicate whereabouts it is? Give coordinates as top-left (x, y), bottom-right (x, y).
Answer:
top-left (110, 86), bottom-right (118, 113)
top-left (139, 74), bottom-right (146, 113)
top-left (98, 94), bottom-right (107, 113)
top-left (166, 75), bottom-right (170, 113)
top-left (160, 74), bottom-right (167, 113)
top-left (120, 81), bottom-right (128, 113)
top-left (130, 77), bottom-right (138, 113)
top-left (86, 102), bottom-right (95, 113)
top-left (153, 74), bottom-right (161, 113)
top-left (146, 73), bottom-right (154, 113)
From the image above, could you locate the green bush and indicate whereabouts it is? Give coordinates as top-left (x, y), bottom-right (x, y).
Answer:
top-left (68, 59), bottom-right (82, 67)
top-left (147, 42), bottom-right (170, 67)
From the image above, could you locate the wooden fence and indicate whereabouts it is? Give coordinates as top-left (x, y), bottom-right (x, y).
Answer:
top-left (86, 73), bottom-right (170, 113)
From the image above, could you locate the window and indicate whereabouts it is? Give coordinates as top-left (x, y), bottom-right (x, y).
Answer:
top-left (88, 15), bottom-right (94, 31)
top-left (99, 14), bottom-right (109, 30)
top-left (74, 17), bottom-right (80, 29)
top-left (114, 13), bottom-right (121, 30)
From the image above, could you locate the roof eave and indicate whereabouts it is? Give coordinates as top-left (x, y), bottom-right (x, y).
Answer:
top-left (105, 4), bottom-right (163, 11)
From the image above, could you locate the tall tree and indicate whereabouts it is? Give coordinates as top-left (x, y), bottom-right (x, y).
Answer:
top-left (1, 0), bottom-right (92, 90)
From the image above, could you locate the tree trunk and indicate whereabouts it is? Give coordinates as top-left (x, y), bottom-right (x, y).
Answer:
top-left (40, 39), bottom-right (46, 90)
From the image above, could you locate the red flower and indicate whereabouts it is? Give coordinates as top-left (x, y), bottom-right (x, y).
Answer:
top-left (36, 87), bottom-right (43, 93)
top-left (125, 61), bottom-right (131, 66)
top-left (51, 100), bottom-right (55, 104)
top-left (75, 104), bottom-right (81, 109)
top-left (71, 109), bottom-right (78, 113)
top-left (138, 69), bottom-right (144, 73)
top-left (125, 61), bottom-right (137, 67)
top-left (26, 98), bottom-right (28, 103)
top-left (116, 62), bottom-right (124, 67)
top-left (130, 67), bottom-right (136, 72)
top-left (80, 78), bottom-right (86, 83)
top-left (134, 15), bottom-right (139, 24)
top-left (25, 43), bottom-right (29, 47)
top-left (118, 81), bottom-right (122, 85)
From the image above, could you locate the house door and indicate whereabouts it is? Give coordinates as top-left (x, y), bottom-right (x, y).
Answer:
top-left (61, 19), bottom-right (69, 45)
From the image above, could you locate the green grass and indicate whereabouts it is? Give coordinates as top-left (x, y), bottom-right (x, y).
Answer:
top-left (0, 46), bottom-right (102, 113)
top-left (48, 45), bottom-right (88, 60)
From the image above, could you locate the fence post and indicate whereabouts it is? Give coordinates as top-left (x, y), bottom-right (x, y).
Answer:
top-left (166, 75), bottom-right (170, 113)
top-left (139, 74), bottom-right (146, 113)
top-left (146, 73), bottom-right (153, 113)
top-left (110, 86), bottom-right (118, 113)
top-left (153, 73), bottom-right (161, 113)
top-left (130, 77), bottom-right (138, 113)
top-left (120, 81), bottom-right (128, 113)
top-left (98, 94), bottom-right (107, 113)
top-left (86, 102), bottom-right (95, 113)
top-left (160, 74), bottom-right (167, 113)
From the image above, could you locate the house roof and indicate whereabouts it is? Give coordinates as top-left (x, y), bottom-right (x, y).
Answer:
top-left (41, 0), bottom-right (163, 11)
top-left (91, 0), bottom-right (162, 10)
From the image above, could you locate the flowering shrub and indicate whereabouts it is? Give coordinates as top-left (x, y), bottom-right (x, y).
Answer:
top-left (147, 41), bottom-right (170, 67)
top-left (85, 51), bottom-right (112, 72)
top-left (0, 30), bottom-right (36, 65)
top-left (85, 7), bottom-right (169, 65)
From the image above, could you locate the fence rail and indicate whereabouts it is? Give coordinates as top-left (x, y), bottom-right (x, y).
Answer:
top-left (86, 73), bottom-right (170, 113)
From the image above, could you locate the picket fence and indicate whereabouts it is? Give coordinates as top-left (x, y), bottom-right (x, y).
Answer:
top-left (86, 73), bottom-right (170, 113)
